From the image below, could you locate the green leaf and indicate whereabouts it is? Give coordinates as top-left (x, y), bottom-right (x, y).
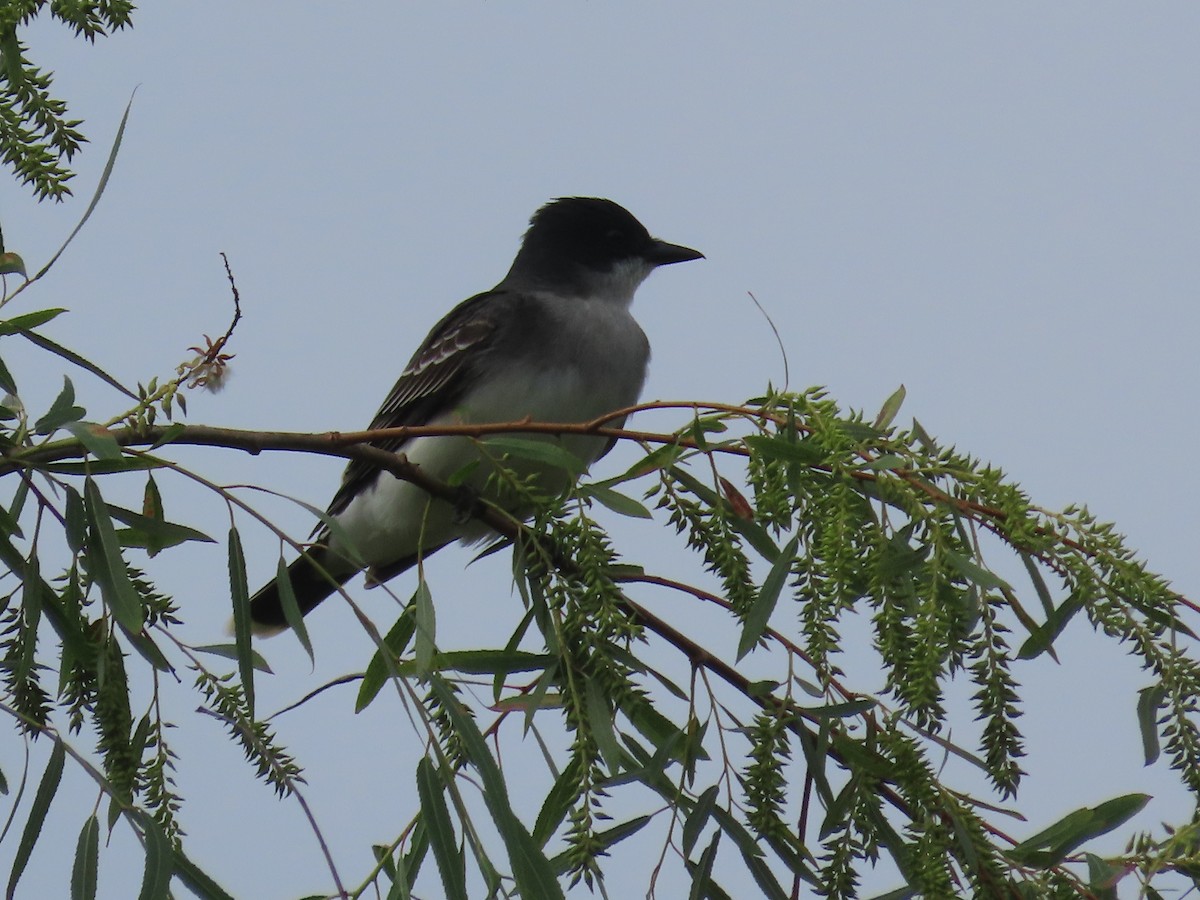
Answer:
top-left (71, 815), bottom-right (99, 900)
top-left (8, 739), bottom-right (65, 900)
top-left (873, 384), bottom-right (906, 429)
top-left (1017, 589), bottom-right (1088, 660)
top-left (1084, 852), bottom-right (1125, 894)
top-left (34, 376), bottom-right (85, 434)
top-left (106, 503), bottom-right (215, 555)
top-left (688, 831), bottom-right (721, 900)
top-left (137, 815), bottom-right (172, 900)
top-left (415, 758), bottom-right (467, 900)
top-left (431, 649), bottom-right (549, 676)
top-left (84, 478), bottom-right (144, 632)
top-left (943, 550), bottom-right (1013, 593)
top-left (0, 354), bottom-right (16, 394)
top-left (0, 493), bottom-right (23, 540)
top-left (668, 465), bottom-right (781, 562)
top-left (0, 252), bottom-right (26, 278)
top-left (744, 432), bottom-right (824, 465)
top-left (169, 846), bottom-right (235, 900)
top-left (0, 308), bottom-right (66, 335)
top-left (45, 457), bottom-right (166, 476)
top-left (582, 483), bottom-right (653, 519)
top-left (413, 579), bottom-right (436, 675)
top-left (428, 677), bottom-right (563, 900)
top-left (533, 767), bottom-right (578, 847)
top-left (63, 487), bottom-right (86, 553)
top-left (1006, 794), bottom-right (1151, 868)
top-left (586, 679), bottom-right (622, 770)
top-left (356, 607), bottom-right (417, 712)
top-left (1137, 685), bottom-right (1164, 766)
top-left (276, 557), bottom-right (314, 663)
top-left (227, 527), bottom-right (254, 716)
top-left (737, 535), bottom-right (799, 660)
top-left (64, 421), bottom-right (123, 460)
top-left (15, 329), bottom-right (138, 400)
top-left (682, 785), bottom-right (719, 857)
top-left (803, 698), bottom-right (876, 719)
top-left (193, 643), bottom-right (274, 674)
top-left (483, 436), bottom-right (584, 476)
top-left (35, 91), bottom-right (136, 283)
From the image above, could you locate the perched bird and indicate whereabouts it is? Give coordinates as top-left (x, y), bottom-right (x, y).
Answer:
top-left (249, 197), bottom-right (703, 631)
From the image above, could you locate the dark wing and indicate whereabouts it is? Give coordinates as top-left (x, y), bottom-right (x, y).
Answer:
top-left (323, 289), bottom-right (506, 520)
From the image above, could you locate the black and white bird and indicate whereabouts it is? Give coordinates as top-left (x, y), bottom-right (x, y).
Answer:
top-left (249, 197), bottom-right (703, 631)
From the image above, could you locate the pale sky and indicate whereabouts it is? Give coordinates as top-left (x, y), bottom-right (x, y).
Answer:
top-left (2, 5), bottom-right (1198, 898)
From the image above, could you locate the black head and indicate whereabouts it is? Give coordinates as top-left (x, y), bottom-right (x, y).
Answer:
top-left (502, 197), bottom-right (703, 295)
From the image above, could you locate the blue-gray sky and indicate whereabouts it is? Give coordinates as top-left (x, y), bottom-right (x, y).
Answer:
top-left (2, 5), bottom-right (1198, 898)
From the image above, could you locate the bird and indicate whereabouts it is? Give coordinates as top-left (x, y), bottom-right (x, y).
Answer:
top-left (249, 197), bottom-right (703, 632)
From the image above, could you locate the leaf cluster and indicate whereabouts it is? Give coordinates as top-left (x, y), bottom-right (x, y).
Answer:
top-left (0, 0), bottom-right (133, 203)
top-left (3, 300), bottom-right (1200, 898)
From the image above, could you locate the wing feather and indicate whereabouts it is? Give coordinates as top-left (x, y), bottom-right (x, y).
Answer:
top-left (323, 290), bottom-right (504, 519)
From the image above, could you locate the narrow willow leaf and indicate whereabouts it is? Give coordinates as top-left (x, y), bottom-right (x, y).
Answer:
top-left (46, 457), bottom-right (165, 476)
top-left (0, 495), bottom-right (22, 540)
top-left (356, 607), bottom-right (417, 712)
top-left (415, 758), bottom-right (467, 900)
top-left (402, 821), bottom-right (429, 895)
top-left (137, 815), bottom-right (171, 900)
top-left (737, 535), bottom-right (799, 660)
top-left (36, 92), bottom-right (136, 282)
top-left (276, 558), bottom-right (313, 663)
top-left (1018, 550), bottom-right (1056, 619)
top-left (432, 649), bottom-right (549, 675)
top-left (227, 527), bottom-right (254, 716)
top-left (118, 625), bottom-right (173, 673)
top-left (413, 579), bottom-right (436, 674)
top-left (71, 815), bottom-right (99, 900)
top-left (586, 680), bottom-right (622, 770)
top-left (483, 436), bottom-right (584, 476)
top-left (63, 487), bottom-right (86, 553)
top-left (803, 698), bottom-right (876, 719)
top-left (668, 465), bottom-right (781, 562)
top-left (107, 504), bottom-right (215, 556)
top-left (943, 550), bottom-right (1013, 593)
top-left (0, 354), bottom-right (16, 394)
top-left (169, 846), bottom-right (235, 900)
top-left (873, 383), bottom-right (906, 429)
top-left (0, 252), bottom-right (26, 277)
top-left (193, 644), bottom-right (273, 674)
top-left (8, 739), bottom-right (66, 900)
top-left (65, 422), bottom-right (123, 461)
top-left (34, 376), bottom-right (85, 434)
top-left (0, 308), bottom-right (67, 334)
top-left (583, 483), bottom-right (653, 519)
top-left (687, 831), bottom-right (721, 900)
top-left (428, 677), bottom-right (563, 900)
top-left (682, 785), bottom-right (719, 858)
top-left (1006, 794), bottom-right (1151, 868)
top-left (533, 766), bottom-right (578, 847)
top-left (1084, 852), bottom-right (1125, 893)
top-left (622, 697), bottom-right (689, 758)
top-left (1137, 685), bottom-right (1165, 765)
top-left (1017, 589), bottom-right (1087, 660)
top-left (621, 441), bottom-right (684, 479)
top-left (16, 329), bottom-right (138, 400)
top-left (744, 433), bottom-right (824, 465)
top-left (84, 478), bottom-right (144, 632)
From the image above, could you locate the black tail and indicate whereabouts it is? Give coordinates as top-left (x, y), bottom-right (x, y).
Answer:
top-left (249, 546), bottom-right (355, 632)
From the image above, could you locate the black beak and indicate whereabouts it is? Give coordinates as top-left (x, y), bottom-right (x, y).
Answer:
top-left (645, 238), bottom-right (705, 267)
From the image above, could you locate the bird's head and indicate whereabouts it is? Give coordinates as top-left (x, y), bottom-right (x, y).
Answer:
top-left (504, 197), bottom-right (703, 303)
